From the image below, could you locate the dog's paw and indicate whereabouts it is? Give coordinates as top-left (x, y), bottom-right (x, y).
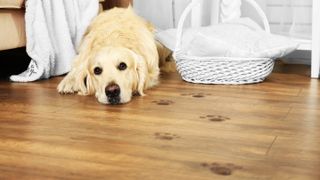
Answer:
top-left (57, 78), bottom-right (76, 94)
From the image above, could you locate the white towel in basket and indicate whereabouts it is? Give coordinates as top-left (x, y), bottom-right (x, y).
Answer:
top-left (156, 18), bottom-right (299, 59)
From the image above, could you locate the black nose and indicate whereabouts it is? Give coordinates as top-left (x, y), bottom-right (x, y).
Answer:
top-left (105, 83), bottom-right (120, 104)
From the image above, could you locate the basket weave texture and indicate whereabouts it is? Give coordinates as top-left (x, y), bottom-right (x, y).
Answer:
top-left (174, 54), bottom-right (274, 85)
top-left (174, 0), bottom-right (274, 85)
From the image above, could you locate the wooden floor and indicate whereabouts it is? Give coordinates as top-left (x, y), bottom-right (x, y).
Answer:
top-left (0, 63), bottom-right (319, 180)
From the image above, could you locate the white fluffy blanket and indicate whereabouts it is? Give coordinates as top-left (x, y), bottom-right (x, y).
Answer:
top-left (10, 0), bottom-right (99, 82)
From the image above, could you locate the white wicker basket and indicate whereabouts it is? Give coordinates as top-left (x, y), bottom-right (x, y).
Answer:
top-left (173, 0), bottom-right (275, 85)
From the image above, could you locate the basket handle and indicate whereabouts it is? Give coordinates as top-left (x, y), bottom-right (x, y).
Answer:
top-left (244, 0), bottom-right (270, 33)
top-left (175, 0), bottom-right (271, 53)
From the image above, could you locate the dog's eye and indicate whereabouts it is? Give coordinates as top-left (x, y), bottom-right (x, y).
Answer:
top-left (118, 62), bottom-right (127, 71)
top-left (94, 67), bottom-right (103, 75)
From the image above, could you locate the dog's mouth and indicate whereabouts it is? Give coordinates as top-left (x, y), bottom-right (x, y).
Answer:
top-left (107, 96), bottom-right (121, 105)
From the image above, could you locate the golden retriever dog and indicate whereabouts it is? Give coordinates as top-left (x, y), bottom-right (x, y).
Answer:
top-left (57, 6), bottom-right (173, 105)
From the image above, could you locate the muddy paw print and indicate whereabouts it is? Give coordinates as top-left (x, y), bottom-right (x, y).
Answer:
top-left (181, 93), bottom-right (211, 98)
top-left (154, 132), bottom-right (180, 140)
top-left (201, 162), bottom-right (242, 176)
top-left (152, 100), bottom-right (174, 106)
top-left (200, 115), bottom-right (230, 122)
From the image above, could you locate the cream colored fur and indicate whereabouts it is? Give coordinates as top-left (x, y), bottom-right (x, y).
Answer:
top-left (58, 7), bottom-right (162, 104)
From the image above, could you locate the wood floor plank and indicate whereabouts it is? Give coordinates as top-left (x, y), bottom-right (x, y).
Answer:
top-left (0, 64), bottom-right (319, 179)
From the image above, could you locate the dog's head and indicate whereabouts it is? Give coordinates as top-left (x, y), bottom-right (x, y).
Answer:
top-left (84, 47), bottom-right (147, 105)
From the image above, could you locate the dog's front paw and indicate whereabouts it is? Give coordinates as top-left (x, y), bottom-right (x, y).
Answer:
top-left (57, 78), bottom-right (76, 94)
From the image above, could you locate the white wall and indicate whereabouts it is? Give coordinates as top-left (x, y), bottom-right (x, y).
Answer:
top-left (188, 0), bottom-right (313, 39)
top-left (134, 0), bottom-right (214, 29)
top-left (245, 0), bottom-right (312, 64)
top-left (134, 0), bottom-right (189, 29)
top-left (242, 0), bottom-right (312, 39)
top-left (134, 0), bottom-right (312, 64)
top-left (134, 0), bottom-right (311, 37)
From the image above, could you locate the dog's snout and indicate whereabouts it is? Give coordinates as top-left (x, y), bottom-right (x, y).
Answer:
top-left (105, 83), bottom-right (120, 97)
top-left (105, 83), bottom-right (121, 104)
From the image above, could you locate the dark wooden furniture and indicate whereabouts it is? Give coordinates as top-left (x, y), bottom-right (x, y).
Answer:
top-left (103, 0), bottom-right (132, 9)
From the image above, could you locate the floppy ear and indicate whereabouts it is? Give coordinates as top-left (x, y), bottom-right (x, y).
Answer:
top-left (129, 51), bottom-right (147, 96)
top-left (74, 42), bottom-right (98, 96)
top-left (73, 62), bottom-right (93, 96)
top-left (58, 53), bottom-right (95, 96)
top-left (80, 70), bottom-right (96, 96)
top-left (76, 57), bottom-right (97, 96)
top-left (77, 73), bottom-right (90, 96)
top-left (58, 29), bottom-right (97, 95)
